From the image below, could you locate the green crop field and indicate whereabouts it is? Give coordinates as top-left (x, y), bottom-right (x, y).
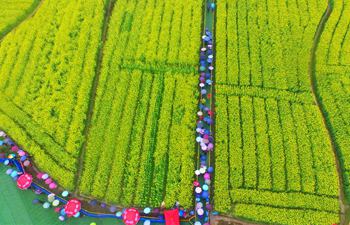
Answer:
top-left (78, 0), bottom-right (201, 208)
top-left (0, 0), bottom-right (201, 209)
top-left (0, 0), bottom-right (40, 36)
top-left (214, 0), bottom-right (346, 224)
top-left (316, 0), bottom-right (350, 201)
top-left (0, 0), bottom-right (106, 190)
top-left (0, 0), bottom-right (350, 225)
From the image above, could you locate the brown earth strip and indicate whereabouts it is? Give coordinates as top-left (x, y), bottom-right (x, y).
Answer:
top-left (74, 0), bottom-right (117, 195)
top-left (308, 0), bottom-right (350, 224)
top-left (0, 0), bottom-right (43, 40)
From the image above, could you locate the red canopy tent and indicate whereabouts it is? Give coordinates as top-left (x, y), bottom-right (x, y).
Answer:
top-left (123, 208), bottom-right (140, 225)
top-left (64, 199), bottom-right (81, 217)
top-left (164, 209), bottom-right (180, 225)
top-left (17, 173), bottom-right (32, 190)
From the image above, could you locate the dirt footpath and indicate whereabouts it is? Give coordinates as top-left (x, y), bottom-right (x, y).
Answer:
top-left (210, 215), bottom-right (263, 225)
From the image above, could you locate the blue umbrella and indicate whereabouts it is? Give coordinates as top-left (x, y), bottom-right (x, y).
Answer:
top-left (43, 202), bottom-right (50, 209)
top-left (210, 3), bottom-right (215, 10)
top-left (144, 207), bottom-right (151, 214)
top-left (6, 169), bottom-right (13, 175)
top-left (89, 199), bottom-right (98, 206)
top-left (62, 191), bottom-right (69, 197)
top-left (110, 205), bottom-right (117, 213)
top-left (10, 171), bottom-right (18, 178)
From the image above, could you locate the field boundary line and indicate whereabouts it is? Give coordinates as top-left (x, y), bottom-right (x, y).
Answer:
top-left (308, 1), bottom-right (350, 224)
top-left (0, 0), bottom-right (43, 40)
top-left (211, 214), bottom-right (261, 225)
top-left (0, 95), bottom-right (65, 148)
top-left (216, 84), bottom-right (314, 104)
top-left (119, 59), bottom-right (197, 75)
top-left (325, 0), bottom-right (345, 64)
top-left (234, 203), bottom-right (339, 216)
top-left (74, 0), bottom-right (117, 194)
top-left (0, 110), bottom-right (73, 172)
top-left (230, 188), bottom-right (339, 212)
top-left (233, 202), bottom-right (339, 215)
top-left (233, 187), bottom-right (338, 199)
top-left (317, 64), bottom-right (350, 74)
top-left (0, 98), bottom-right (73, 155)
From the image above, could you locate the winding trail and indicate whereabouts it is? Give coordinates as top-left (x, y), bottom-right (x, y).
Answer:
top-left (308, 1), bottom-right (350, 224)
top-left (74, 0), bottom-right (117, 195)
top-left (0, 0), bottom-right (43, 40)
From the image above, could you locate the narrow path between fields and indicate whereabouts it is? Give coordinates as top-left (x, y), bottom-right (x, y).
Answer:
top-left (308, 1), bottom-right (350, 224)
top-left (211, 215), bottom-right (261, 225)
top-left (0, 0), bottom-right (43, 40)
top-left (74, 0), bottom-right (117, 195)
top-left (199, 1), bottom-right (262, 225)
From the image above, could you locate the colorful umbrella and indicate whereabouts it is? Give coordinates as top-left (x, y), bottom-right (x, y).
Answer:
top-left (43, 202), bottom-right (50, 209)
top-left (52, 200), bottom-right (60, 207)
top-left (17, 173), bottom-right (32, 190)
top-left (62, 191), bottom-right (69, 197)
top-left (64, 199), bottom-right (81, 217)
top-left (123, 208), bottom-right (140, 225)
top-left (109, 205), bottom-right (117, 213)
top-left (49, 182), bottom-right (57, 190)
top-left (23, 160), bottom-right (31, 167)
top-left (143, 207), bottom-right (151, 214)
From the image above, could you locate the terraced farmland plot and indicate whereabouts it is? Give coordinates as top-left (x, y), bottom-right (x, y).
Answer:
top-left (78, 0), bottom-right (201, 208)
top-left (0, 0), bottom-right (202, 209)
top-left (0, 0), bottom-right (40, 36)
top-left (214, 0), bottom-right (341, 224)
top-left (316, 0), bottom-right (350, 201)
top-left (0, 0), bottom-right (107, 189)
top-left (2, 0), bottom-right (350, 224)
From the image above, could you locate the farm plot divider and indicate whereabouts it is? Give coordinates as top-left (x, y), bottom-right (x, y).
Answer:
top-left (193, 1), bottom-right (216, 225)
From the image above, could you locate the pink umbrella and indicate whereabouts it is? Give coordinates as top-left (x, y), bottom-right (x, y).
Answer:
top-left (17, 173), bottom-right (33, 190)
top-left (36, 172), bottom-right (44, 179)
top-left (64, 199), bottom-right (81, 217)
top-left (49, 182), bottom-right (57, 190)
top-left (123, 208), bottom-right (140, 225)
top-left (11, 146), bottom-right (19, 152)
top-left (45, 178), bottom-right (53, 185)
